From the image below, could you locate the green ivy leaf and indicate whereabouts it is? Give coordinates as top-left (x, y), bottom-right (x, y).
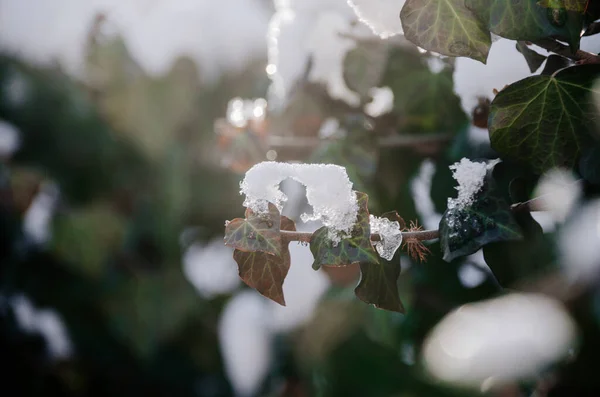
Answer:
top-left (467, 0), bottom-right (584, 50)
top-left (400, 0), bottom-right (491, 63)
top-left (355, 259), bottom-right (405, 313)
top-left (310, 192), bottom-right (378, 270)
top-left (516, 41), bottom-right (548, 73)
top-left (537, 0), bottom-right (588, 13)
top-left (343, 42), bottom-right (389, 99)
top-left (224, 203), bottom-right (282, 256)
top-left (489, 64), bottom-right (600, 173)
top-left (232, 216), bottom-right (296, 306)
top-left (439, 169), bottom-right (523, 262)
top-left (483, 203), bottom-right (556, 287)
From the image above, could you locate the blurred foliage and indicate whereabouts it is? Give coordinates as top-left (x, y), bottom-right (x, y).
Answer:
top-left (2, 2), bottom-right (600, 397)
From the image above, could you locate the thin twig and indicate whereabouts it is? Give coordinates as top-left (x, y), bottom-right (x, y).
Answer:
top-left (281, 229), bottom-right (440, 243)
top-left (267, 133), bottom-right (453, 149)
top-left (533, 38), bottom-right (600, 64)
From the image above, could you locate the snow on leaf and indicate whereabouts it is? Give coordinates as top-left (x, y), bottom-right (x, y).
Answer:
top-left (447, 158), bottom-right (488, 210)
top-left (232, 216), bottom-right (296, 306)
top-left (310, 191), bottom-right (377, 269)
top-left (440, 163), bottom-right (522, 262)
top-left (224, 203), bottom-right (282, 257)
top-left (347, 0), bottom-right (406, 39)
top-left (240, 162), bottom-right (358, 242)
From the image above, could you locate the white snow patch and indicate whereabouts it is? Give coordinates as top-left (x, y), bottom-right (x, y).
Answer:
top-left (219, 290), bottom-right (272, 397)
top-left (558, 199), bottom-right (600, 283)
top-left (23, 182), bottom-right (60, 245)
top-left (0, 120), bottom-right (21, 157)
top-left (533, 168), bottom-right (582, 224)
top-left (369, 215), bottom-right (402, 260)
top-left (426, 56), bottom-right (446, 74)
top-left (447, 158), bottom-right (488, 210)
top-left (423, 293), bottom-right (577, 390)
top-left (410, 159), bottom-right (442, 230)
top-left (183, 238), bottom-right (240, 299)
top-left (267, 0), bottom-right (373, 107)
top-left (454, 38), bottom-right (532, 116)
top-left (11, 295), bottom-right (73, 360)
top-left (364, 86), bottom-right (394, 117)
top-left (467, 125), bottom-right (490, 145)
top-left (240, 162), bottom-right (358, 242)
top-left (347, 0), bottom-right (405, 39)
top-left (269, 242), bottom-right (330, 331)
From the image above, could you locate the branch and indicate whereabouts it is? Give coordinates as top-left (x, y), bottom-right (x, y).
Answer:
top-left (281, 229), bottom-right (440, 244)
top-left (532, 38), bottom-right (600, 64)
top-left (267, 133), bottom-right (453, 149)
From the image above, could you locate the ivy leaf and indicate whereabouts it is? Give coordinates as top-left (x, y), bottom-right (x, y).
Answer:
top-left (537, 0), bottom-right (589, 13)
top-left (483, 198), bottom-right (556, 287)
top-left (439, 170), bottom-right (523, 262)
top-left (355, 259), bottom-right (404, 313)
top-left (310, 192), bottom-right (378, 270)
top-left (232, 216), bottom-right (296, 306)
top-left (467, 0), bottom-right (584, 50)
top-left (343, 41), bottom-right (389, 99)
top-left (224, 203), bottom-right (282, 256)
top-left (489, 64), bottom-right (600, 173)
top-left (516, 41), bottom-right (548, 73)
top-left (400, 0), bottom-right (491, 63)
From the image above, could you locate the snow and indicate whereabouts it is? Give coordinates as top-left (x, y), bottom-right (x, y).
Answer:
top-left (11, 295), bottom-right (73, 360)
top-left (182, 238), bottom-right (241, 299)
top-left (347, 0), bottom-right (405, 39)
top-left (240, 162), bottom-right (358, 242)
top-left (0, 120), bottom-right (21, 157)
top-left (369, 215), bottom-right (402, 260)
top-left (558, 199), bottom-right (600, 283)
top-left (423, 293), bottom-right (577, 390)
top-left (447, 158), bottom-right (489, 210)
top-left (454, 38), bottom-right (532, 116)
top-left (364, 86), bottom-right (394, 117)
top-left (533, 168), bottom-right (582, 224)
top-left (0, 0), bottom-right (270, 80)
top-left (267, 0), bottom-right (373, 107)
top-left (410, 159), bottom-right (442, 230)
top-left (218, 290), bottom-right (272, 397)
top-left (23, 182), bottom-right (60, 246)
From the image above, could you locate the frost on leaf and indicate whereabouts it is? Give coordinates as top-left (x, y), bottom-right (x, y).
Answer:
top-left (440, 159), bottom-right (522, 262)
top-left (240, 161), bottom-right (358, 242)
top-left (310, 192), bottom-right (377, 269)
top-left (347, 0), bottom-right (405, 39)
top-left (369, 214), bottom-right (402, 260)
top-left (447, 158), bottom-right (489, 210)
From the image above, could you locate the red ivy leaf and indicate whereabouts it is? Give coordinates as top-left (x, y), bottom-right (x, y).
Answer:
top-left (224, 203), bottom-right (282, 256)
top-left (232, 215), bottom-right (296, 306)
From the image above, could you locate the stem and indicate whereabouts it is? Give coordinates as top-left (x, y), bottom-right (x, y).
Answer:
top-left (267, 133), bottom-right (453, 149)
top-left (282, 229), bottom-right (440, 243)
top-left (533, 38), bottom-right (600, 64)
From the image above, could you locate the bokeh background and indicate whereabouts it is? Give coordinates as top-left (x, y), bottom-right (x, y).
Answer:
top-left (1, 1), bottom-right (600, 397)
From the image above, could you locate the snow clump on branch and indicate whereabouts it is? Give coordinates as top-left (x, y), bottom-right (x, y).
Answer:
top-left (240, 161), bottom-right (358, 242)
